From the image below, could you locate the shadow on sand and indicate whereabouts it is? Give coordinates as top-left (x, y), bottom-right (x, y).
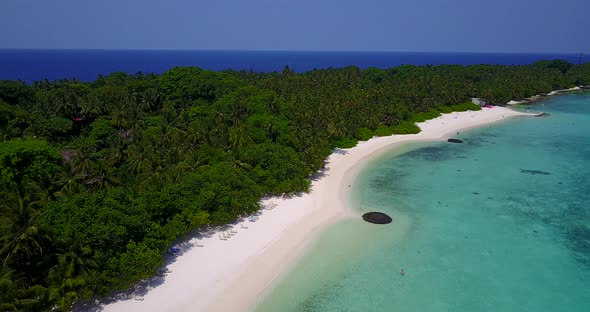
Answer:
top-left (74, 220), bottom-right (247, 311)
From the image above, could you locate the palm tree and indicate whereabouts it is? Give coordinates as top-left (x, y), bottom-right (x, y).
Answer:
top-left (47, 244), bottom-right (97, 312)
top-left (85, 161), bottom-right (121, 191)
top-left (53, 162), bottom-right (86, 199)
top-left (232, 158), bottom-right (252, 173)
top-left (186, 121), bottom-right (205, 147)
top-left (230, 99), bottom-right (247, 128)
top-left (111, 108), bottom-right (129, 130)
top-left (29, 170), bottom-right (63, 204)
top-left (71, 141), bottom-right (96, 177)
top-left (0, 264), bottom-right (24, 311)
top-left (142, 88), bottom-right (162, 112)
top-left (0, 194), bottom-right (44, 264)
top-left (139, 169), bottom-right (169, 193)
top-left (80, 95), bottom-right (106, 120)
top-left (160, 125), bottom-right (183, 148)
top-left (125, 143), bottom-right (154, 176)
top-left (51, 89), bottom-right (76, 118)
top-left (229, 125), bottom-right (253, 150)
top-left (20, 284), bottom-right (52, 312)
top-left (54, 179), bottom-right (85, 199)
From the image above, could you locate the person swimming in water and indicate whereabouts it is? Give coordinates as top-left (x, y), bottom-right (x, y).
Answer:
top-left (400, 269), bottom-right (405, 276)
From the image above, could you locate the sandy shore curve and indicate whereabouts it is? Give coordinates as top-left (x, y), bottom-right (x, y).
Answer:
top-left (102, 106), bottom-right (531, 312)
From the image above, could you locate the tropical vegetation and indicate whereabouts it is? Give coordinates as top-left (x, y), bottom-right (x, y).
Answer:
top-left (1, 60), bottom-right (589, 311)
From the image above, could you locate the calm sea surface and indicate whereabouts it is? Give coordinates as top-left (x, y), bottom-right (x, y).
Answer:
top-left (254, 93), bottom-right (590, 312)
top-left (0, 50), bottom-right (583, 82)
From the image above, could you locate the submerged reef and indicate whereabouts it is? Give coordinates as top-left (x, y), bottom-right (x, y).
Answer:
top-left (362, 212), bottom-right (393, 224)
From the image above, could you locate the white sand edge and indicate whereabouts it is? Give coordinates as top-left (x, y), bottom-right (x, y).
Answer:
top-left (102, 107), bottom-right (532, 312)
top-left (548, 86), bottom-right (580, 96)
top-left (507, 85), bottom-right (584, 105)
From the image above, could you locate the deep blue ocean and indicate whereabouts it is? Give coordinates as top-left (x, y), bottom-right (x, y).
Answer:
top-left (0, 49), bottom-right (584, 83)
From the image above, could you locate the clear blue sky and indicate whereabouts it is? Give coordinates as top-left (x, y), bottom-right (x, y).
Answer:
top-left (0, 0), bottom-right (588, 53)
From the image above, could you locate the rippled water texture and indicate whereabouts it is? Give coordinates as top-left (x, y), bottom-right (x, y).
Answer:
top-left (254, 93), bottom-right (590, 312)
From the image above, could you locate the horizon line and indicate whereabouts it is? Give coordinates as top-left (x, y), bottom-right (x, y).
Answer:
top-left (0, 48), bottom-right (584, 55)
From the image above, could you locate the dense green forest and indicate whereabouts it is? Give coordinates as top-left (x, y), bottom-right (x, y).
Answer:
top-left (1, 60), bottom-right (589, 311)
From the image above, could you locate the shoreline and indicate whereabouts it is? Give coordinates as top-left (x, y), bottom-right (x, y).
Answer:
top-left (102, 107), bottom-right (534, 312)
top-left (506, 85), bottom-right (587, 105)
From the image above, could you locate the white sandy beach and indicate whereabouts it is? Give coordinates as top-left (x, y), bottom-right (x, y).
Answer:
top-left (506, 86), bottom-right (583, 105)
top-left (547, 86), bottom-right (580, 96)
top-left (102, 106), bottom-right (531, 312)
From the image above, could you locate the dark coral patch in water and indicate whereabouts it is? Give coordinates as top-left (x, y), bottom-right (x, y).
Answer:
top-left (362, 212), bottom-right (393, 224)
top-left (520, 169), bottom-right (551, 175)
top-left (565, 226), bottom-right (590, 264)
top-left (404, 145), bottom-right (456, 162)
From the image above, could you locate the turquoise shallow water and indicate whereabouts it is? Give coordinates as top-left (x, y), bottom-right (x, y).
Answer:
top-left (254, 93), bottom-right (590, 312)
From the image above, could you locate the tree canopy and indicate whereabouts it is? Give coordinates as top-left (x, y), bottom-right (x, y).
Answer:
top-left (0, 60), bottom-right (588, 310)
